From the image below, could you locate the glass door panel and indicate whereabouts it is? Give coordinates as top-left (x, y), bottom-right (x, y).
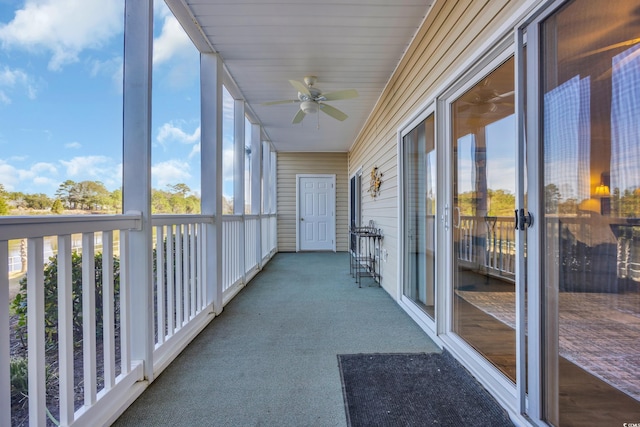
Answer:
top-left (452, 57), bottom-right (518, 382)
top-left (403, 114), bottom-right (436, 318)
top-left (540, 0), bottom-right (640, 424)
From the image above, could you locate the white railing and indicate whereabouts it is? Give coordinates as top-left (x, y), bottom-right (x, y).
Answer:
top-left (3, 212), bottom-right (277, 426)
top-left (457, 215), bottom-right (516, 279)
top-left (222, 213), bottom-right (277, 304)
top-left (1, 214), bottom-right (143, 427)
top-left (244, 216), bottom-right (260, 278)
top-left (151, 215), bottom-right (213, 373)
top-left (222, 216), bottom-right (244, 296)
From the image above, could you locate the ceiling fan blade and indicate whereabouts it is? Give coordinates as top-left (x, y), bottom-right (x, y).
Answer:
top-left (319, 103), bottom-right (348, 121)
top-left (292, 109), bottom-right (306, 124)
top-left (487, 90), bottom-right (514, 103)
top-left (321, 89), bottom-right (358, 101)
top-left (262, 99), bottom-right (299, 106)
top-left (289, 80), bottom-right (311, 97)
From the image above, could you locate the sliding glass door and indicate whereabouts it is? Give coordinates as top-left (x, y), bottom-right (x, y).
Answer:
top-left (532, 0), bottom-right (640, 424)
top-left (450, 56), bottom-right (518, 382)
top-left (402, 114), bottom-right (436, 318)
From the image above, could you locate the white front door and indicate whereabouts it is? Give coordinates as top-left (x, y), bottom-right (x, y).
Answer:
top-left (298, 175), bottom-right (335, 251)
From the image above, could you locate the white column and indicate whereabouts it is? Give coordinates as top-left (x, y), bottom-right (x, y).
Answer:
top-left (122, 0), bottom-right (154, 381)
top-left (234, 100), bottom-right (245, 215)
top-left (201, 52), bottom-right (224, 314)
top-left (233, 100), bottom-right (246, 283)
top-left (262, 141), bottom-right (271, 214)
top-left (251, 124), bottom-right (262, 216)
top-left (271, 151), bottom-right (277, 214)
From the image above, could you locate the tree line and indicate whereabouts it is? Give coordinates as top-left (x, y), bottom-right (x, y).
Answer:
top-left (0, 181), bottom-right (208, 215)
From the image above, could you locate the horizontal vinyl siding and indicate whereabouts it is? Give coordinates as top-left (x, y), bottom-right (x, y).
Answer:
top-left (348, 0), bottom-right (525, 299)
top-left (277, 152), bottom-right (348, 252)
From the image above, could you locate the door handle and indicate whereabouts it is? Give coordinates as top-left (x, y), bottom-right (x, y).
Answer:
top-left (515, 208), bottom-right (533, 230)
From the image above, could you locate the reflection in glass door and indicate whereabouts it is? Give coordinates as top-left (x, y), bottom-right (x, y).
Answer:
top-left (539, 0), bottom-right (640, 424)
top-left (452, 57), bottom-right (518, 382)
top-left (402, 114), bottom-right (436, 318)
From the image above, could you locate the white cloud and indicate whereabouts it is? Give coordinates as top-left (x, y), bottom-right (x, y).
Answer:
top-left (89, 56), bottom-right (123, 91)
top-left (152, 159), bottom-right (191, 188)
top-left (0, 65), bottom-right (37, 103)
top-left (157, 122), bottom-right (200, 145)
top-left (31, 162), bottom-right (57, 175)
top-left (188, 143), bottom-right (200, 160)
top-left (0, 159), bottom-right (58, 192)
top-left (153, 14), bottom-right (192, 66)
top-left (59, 155), bottom-right (116, 178)
top-left (0, 0), bottom-right (123, 71)
top-left (65, 142), bottom-right (82, 149)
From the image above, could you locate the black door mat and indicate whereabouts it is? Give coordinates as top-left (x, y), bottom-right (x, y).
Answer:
top-left (337, 351), bottom-right (514, 427)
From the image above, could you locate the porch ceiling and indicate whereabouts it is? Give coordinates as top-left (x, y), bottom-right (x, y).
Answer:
top-left (165, 0), bottom-right (433, 152)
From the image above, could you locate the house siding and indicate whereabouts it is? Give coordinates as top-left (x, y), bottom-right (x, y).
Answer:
top-left (277, 152), bottom-right (349, 252)
top-left (348, 0), bottom-right (523, 299)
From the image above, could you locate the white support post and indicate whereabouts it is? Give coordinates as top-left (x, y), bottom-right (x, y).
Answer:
top-left (251, 124), bottom-right (262, 216)
top-left (251, 124), bottom-right (262, 266)
top-left (123, 0), bottom-right (154, 381)
top-left (234, 100), bottom-right (245, 216)
top-left (234, 100), bottom-right (246, 282)
top-left (271, 151), bottom-right (277, 215)
top-left (201, 52), bottom-right (224, 314)
top-left (262, 141), bottom-right (271, 215)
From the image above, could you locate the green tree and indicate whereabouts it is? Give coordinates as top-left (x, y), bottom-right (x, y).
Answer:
top-left (110, 188), bottom-right (122, 213)
top-left (487, 189), bottom-right (515, 217)
top-left (11, 252), bottom-right (120, 351)
top-left (56, 179), bottom-right (78, 209)
top-left (24, 193), bottom-right (52, 210)
top-left (51, 198), bottom-right (64, 214)
top-left (168, 183), bottom-right (191, 197)
top-left (0, 184), bottom-right (8, 215)
top-left (152, 189), bottom-right (171, 213)
top-left (75, 181), bottom-right (110, 210)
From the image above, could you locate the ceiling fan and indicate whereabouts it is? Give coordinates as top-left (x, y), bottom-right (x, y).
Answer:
top-left (262, 76), bottom-right (358, 124)
top-left (456, 78), bottom-right (514, 116)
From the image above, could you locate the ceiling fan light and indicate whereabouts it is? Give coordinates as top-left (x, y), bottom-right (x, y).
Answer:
top-left (301, 100), bottom-right (318, 114)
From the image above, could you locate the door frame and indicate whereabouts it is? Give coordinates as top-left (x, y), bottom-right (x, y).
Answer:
top-left (296, 174), bottom-right (336, 252)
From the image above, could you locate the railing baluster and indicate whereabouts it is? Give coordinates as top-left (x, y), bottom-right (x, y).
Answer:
top-left (27, 237), bottom-right (46, 426)
top-left (120, 230), bottom-right (131, 375)
top-left (196, 223), bottom-right (203, 312)
top-left (175, 225), bottom-right (183, 328)
top-left (0, 240), bottom-right (10, 427)
top-left (57, 234), bottom-right (74, 425)
top-left (103, 231), bottom-right (116, 390)
top-left (156, 226), bottom-right (165, 345)
top-left (182, 225), bottom-right (189, 321)
top-left (200, 223), bottom-right (207, 310)
top-left (190, 224), bottom-right (196, 318)
top-left (167, 228), bottom-right (175, 336)
top-left (82, 232), bottom-right (97, 406)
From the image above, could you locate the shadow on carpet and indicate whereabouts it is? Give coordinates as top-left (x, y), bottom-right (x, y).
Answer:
top-left (337, 351), bottom-right (513, 427)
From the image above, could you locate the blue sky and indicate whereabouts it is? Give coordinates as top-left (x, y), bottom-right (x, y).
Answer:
top-left (0, 0), bottom-right (236, 198)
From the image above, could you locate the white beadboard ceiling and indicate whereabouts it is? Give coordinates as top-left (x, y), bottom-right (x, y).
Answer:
top-left (165, 0), bottom-right (433, 152)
